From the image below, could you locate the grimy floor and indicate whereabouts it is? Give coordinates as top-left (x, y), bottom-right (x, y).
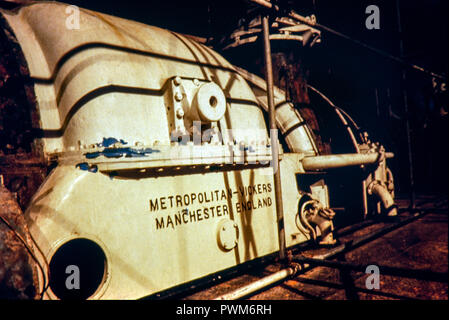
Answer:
top-left (183, 194), bottom-right (448, 300)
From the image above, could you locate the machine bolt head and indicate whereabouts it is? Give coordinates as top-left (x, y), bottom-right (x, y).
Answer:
top-left (176, 108), bottom-right (184, 118)
top-left (174, 76), bottom-right (182, 86)
top-left (175, 92), bottom-right (183, 101)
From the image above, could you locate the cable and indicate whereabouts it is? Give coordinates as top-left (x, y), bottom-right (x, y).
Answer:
top-left (248, 0), bottom-right (447, 81)
top-left (307, 84), bottom-right (365, 143)
top-left (312, 21), bottom-right (446, 81)
top-left (0, 215), bottom-right (49, 299)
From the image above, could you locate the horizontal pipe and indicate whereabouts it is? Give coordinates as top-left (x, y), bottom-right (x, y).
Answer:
top-left (214, 210), bottom-right (427, 300)
top-left (302, 152), bottom-right (394, 171)
top-left (214, 267), bottom-right (296, 300)
top-left (249, 0), bottom-right (277, 10)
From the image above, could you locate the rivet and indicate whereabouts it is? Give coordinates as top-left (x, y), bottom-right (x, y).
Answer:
top-left (175, 92), bottom-right (183, 101)
top-left (174, 76), bottom-right (182, 86)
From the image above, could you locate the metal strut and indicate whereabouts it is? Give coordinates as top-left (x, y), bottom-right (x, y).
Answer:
top-left (262, 14), bottom-right (286, 261)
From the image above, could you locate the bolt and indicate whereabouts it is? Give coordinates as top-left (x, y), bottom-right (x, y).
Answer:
top-left (193, 78), bottom-right (200, 86)
top-left (176, 108), bottom-right (184, 119)
top-left (175, 92), bottom-right (183, 102)
top-left (174, 76), bottom-right (182, 86)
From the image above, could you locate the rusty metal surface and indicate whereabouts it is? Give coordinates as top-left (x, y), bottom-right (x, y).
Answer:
top-left (0, 155), bottom-right (47, 210)
top-left (182, 195), bottom-right (448, 300)
top-left (0, 185), bottom-right (38, 299)
top-left (1, 12), bottom-right (47, 210)
top-left (0, 13), bottom-right (40, 156)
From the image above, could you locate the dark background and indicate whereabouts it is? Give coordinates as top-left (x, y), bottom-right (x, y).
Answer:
top-left (59, 0), bottom-right (448, 195)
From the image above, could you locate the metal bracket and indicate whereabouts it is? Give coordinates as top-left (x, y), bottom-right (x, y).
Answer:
top-left (170, 76), bottom-right (188, 137)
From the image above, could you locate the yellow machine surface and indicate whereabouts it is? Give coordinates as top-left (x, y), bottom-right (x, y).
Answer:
top-left (0, 2), bottom-right (396, 299)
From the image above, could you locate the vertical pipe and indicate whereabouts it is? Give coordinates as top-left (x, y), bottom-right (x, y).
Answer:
top-left (262, 15), bottom-right (286, 260)
top-left (396, 0), bottom-right (415, 209)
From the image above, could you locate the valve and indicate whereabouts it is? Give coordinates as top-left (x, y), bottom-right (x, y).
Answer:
top-left (297, 198), bottom-right (336, 245)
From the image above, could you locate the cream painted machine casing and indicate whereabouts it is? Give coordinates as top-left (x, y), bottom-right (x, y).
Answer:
top-left (1, 2), bottom-right (314, 299)
top-left (1, 2), bottom-right (394, 299)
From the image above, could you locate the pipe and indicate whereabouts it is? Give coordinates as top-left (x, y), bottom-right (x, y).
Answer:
top-left (368, 181), bottom-right (398, 216)
top-left (305, 85), bottom-right (369, 216)
top-left (214, 266), bottom-right (298, 300)
top-left (249, 0), bottom-right (278, 10)
top-left (262, 15), bottom-right (286, 261)
top-left (213, 210), bottom-right (428, 300)
top-left (306, 84), bottom-right (361, 150)
top-left (302, 152), bottom-right (394, 171)
top-left (299, 200), bottom-right (318, 240)
top-left (386, 167), bottom-right (395, 198)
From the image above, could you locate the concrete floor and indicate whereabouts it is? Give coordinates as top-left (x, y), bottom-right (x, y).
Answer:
top-left (183, 195), bottom-right (448, 300)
